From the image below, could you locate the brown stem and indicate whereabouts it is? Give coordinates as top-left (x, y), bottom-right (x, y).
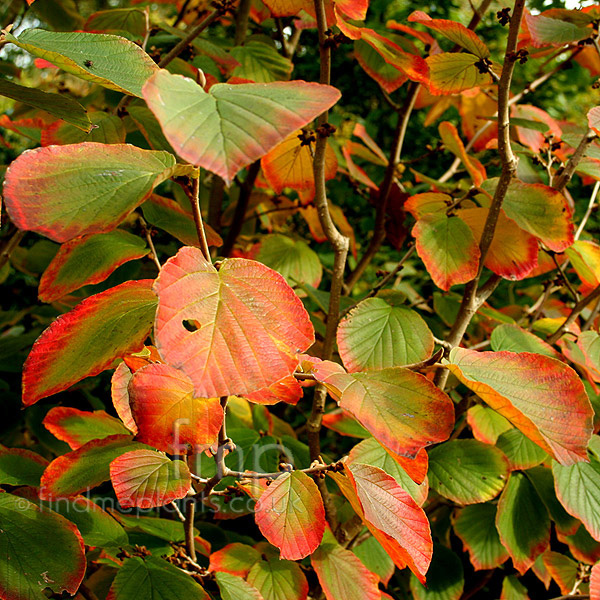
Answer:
top-left (434, 0), bottom-right (525, 390)
top-left (189, 176), bottom-right (211, 262)
top-left (234, 0), bottom-right (251, 46)
top-left (184, 499), bottom-right (197, 562)
top-left (221, 160), bottom-right (260, 257)
top-left (554, 128), bottom-right (597, 193)
top-left (551, 252), bottom-right (578, 302)
top-left (547, 285), bottom-right (600, 345)
top-left (0, 227), bottom-right (24, 272)
top-left (225, 460), bottom-right (342, 479)
top-left (345, 82), bottom-right (420, 292)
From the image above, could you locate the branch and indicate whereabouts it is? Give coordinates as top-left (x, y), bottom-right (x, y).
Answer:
top-left (575, 180), bottom-right (600, 240)
top-left (344, 82), bottom-right (420, 292)
top-left (189, 176), bottom-right (212, 261)
top-left (547, 284), bottom-right (600, 345)
top-left (224, 459), bottom-right (344, 480)
top-left (233, 0), bottom-right (251, 46)
top-left (0, 226), bottom-right (24, 272)
top-left (554, 128), bottom-right (597, 193)
top-left (184, 499), bottom-right (197, 562)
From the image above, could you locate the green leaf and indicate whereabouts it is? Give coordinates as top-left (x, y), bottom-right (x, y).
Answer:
top-left (428, 439), bottom-right (509, 505)
top-left (84, 8), bottom-right (148, 41)
top-left (257, 234), bottom-right (322, 289)
top-left (453, 503), bottom-right (508, 570)
top-left (0, 445), bottom-right (48, 486)
top-left (496, 472), bottom-right (550, 573)
top-left (496, 428), bottom-right (549, 471)
top-left (39, 230), bottom-right (149, 302)
top-left (142, 70), bottom-right (340, 185)
top-left (247, 559), bottom-right (309, 600)
top-left (337, 298), bottom-right (434, 371)
top-left (5, 29), bottom-right (158, 97)
top-left (215, 572), bottom-right (264, 600)
top-left (42, 112), bottom-right (125, 145)
top-left (352, 535), bottom-right (395, 586)
top-left (0, 493), bottom-right (86, 600)
top-left (526, 13), bottom-right (591, 46)
top-left (490, 324), bottom-right (560, 359)
top-left (409, 545), bottom-right (464, 600)
top-left (113, 513), bottom-right (190, 542)
top-left (22, 280), bottom-right (157, 405)
top-left (426, 53), bottom-right (491, 95)
top-left (4, 143), bottom-right (179, 243)
top-left (501, 574), bottom-right (529, 600)
top-left (39, 434), bottom-right (150, 500)
top-left (0, 78), bottom-right (90, 131)
top-left (231, 40), bottom-right (293, 82)
top-left (108, 556), bottom-right (210, 600)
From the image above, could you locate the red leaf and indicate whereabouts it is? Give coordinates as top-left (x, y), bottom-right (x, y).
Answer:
top-left (447, 348), bottom-right (593, 465)
top-left (111, 362), bottom-right (139, 434)
top-left (153, 246), bottom-right (314, 398)
top-left (245, 374), bottom-right (303, 405)
top-left (128, 363), bottom-right (224, 454)
top-left (346, 463), bottom-right (433, 583)
top-left (43, 406), bottom-right (130, 449)
top-left (110, 449), bottom-right (191, 508)
top-left (23, 280), bottom-right (157, 405)
top-left (255, 470), bottom-right (325, 560)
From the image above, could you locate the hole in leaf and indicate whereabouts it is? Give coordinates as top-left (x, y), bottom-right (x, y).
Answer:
top-left (182, 319), bottom-right (201, 332)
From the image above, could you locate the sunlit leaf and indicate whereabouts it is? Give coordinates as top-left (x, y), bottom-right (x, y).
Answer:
top-left (526, 13), bottom-right (591, 47)
top-left (255, 470), bottom-right (325, 560)
top-left (565, 240), bottom-right (600, 290)
top-left (209, 543), bottom-right (262, 578)
top-left (246, 559), bottom-right (309, 600)
top-left (0, 493), bottom-right (86, 600)
top-left (426, 53), bottom-right (492, 95)
top-left (496, 429), bottom-right (549, 471)
top-left (337, 298), bottom-right (434, 372)
top-left (38, 230), bottom-right (149, 302)
top-left (215, 572), bottom-right (264, 600)
top-left (110, 449), bottom-right (191, 508)
top-left (542, 551), bottom-right (578, 595)
top-left (352, 535), bottom-right (395, 586)
top-left (500, 574), bottom-right (530, 600)
top-left (4, 143), bottom-right (180, 243)
top-left (143, 70), bottom-right (340, 185)
top-left (354, 39), bottom-right (407, 93)
top-left (496, 472), bottom-right (550, 574)
top-left (128, 363), bottom-right (223, 454)
top-left (153, 246), bottom-right (314, 398)
top-left (42, 112), bottom-right (125, 146)
top-left (5, 29), bottom-right (158, 97)
top-left (23, 279), bottom-right (157, 405)
top-left (467, 404), bottom-right (513, 445)
top-left (446, 348), bottom-right (593, 465)
top-left (490, 324), bottom-right (560, 359)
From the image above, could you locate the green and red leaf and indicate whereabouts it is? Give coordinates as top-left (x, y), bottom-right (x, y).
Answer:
top-left (209, 543), bottom-right (262, 577)
top-left (0, 445), bottom-right (49, 487)
top-left (246, 559), bottom-right (309, 600)
top-left (153, 246), bottom-right (314, 398)
top-left (23, 279), bottom-right (157, 405)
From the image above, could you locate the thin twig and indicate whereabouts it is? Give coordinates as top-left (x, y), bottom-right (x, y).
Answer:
top-left (554, 128), bottom-right (597, 193)
top-left (189, 176), bottom-right (211, 261)
top-left (140, 217), bottom-right (162, 270)
top-left (575, 180), bottom-right (600, 240)
top-left (184, 499), bottom-right (197, 562)
top-left (551, 252), bottom-right (579, 302)
top-left (547, 284), bottom-right (600, 344)
top-left (170, 501), bottom-right (186, 522)
top-left (225, 460), bottom-right (342, 480)
top-left (582, 296), bottom-right (600, 331)
top-left (78, 582), bottom-right (100, 600)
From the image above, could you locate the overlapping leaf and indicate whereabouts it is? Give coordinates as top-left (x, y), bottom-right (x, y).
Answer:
top-left (209, 543), bottom-right (262, 577)
top-left (43, 406), bottom-right (130, 449)
top-left (0, 493), bottom-right (86, 600)
top-left (426, 53), bottom-right (492, 95)
top-left (5, 29), bottom-right (158, 96)
top-left (128, 363), bottom-right (223, 454)
top-left (39, 230), bottom-right (149, 302)
top-left (142, 70), bottom-right (340, 185)
top-left (246, 559), bottom-right (308, 600)
top-left (565, 240), bottom-right (600, 290)
top-left (0, 445), bottom-right (48, 487)
top-left (110, 449), bottom-right (191, 508)
top-left (526, 13), bottom-right (591, 47)
top-left (4, 143), bottom-right (180, 243)
top-left (23, 279), bottom-right (157, 405)
top-left (254, 470), bottom-right (325, 560)
top-left (490, 324), bottom-right (560, 358)
top-left (337, 297), bottom-right (434, 372)
top-left (153, 246), bottom-right (314, 398)
top-left (446, 348), bottom-right (593, 465)
top-left (409, 545), bottom-right (464, 599)
top-left (231, 40), bottom-right (293, 83)
top-left (215, 572), bottom-right (265, 600)
top-left (438, 121), bottom-right (486, 186)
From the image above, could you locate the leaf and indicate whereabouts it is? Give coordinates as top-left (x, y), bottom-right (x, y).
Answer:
top-left (496, 472), bottom-right (550, 574)
top-left (453, 503), bottom-right (509, 570)
top-left (467, 404), bottom-right (513, 445)
top-left (408, 11), bottom-right (489, 58)
top-left (260, 131), bottom-right (337, 194)
top-left (354, 39), bottom-right (407, 93)
top-left (446, 348), bottom-right (593, 465)
top-left (246, 559), bottom-right (309, 600)
top-left (141, 195), bottom-right (223, 249)
top-left (311, 527), bottom-right (380, 600)
top-left (352, 535), bottom-right (395, 586)
top-left (426, 53), bottom-right (491, 95)
top-left (412, 213), bottom-right (480, 290)
top-left (348, 438), bottom-right (428, 505)
top-left (337, 297), bottom-right (434, 372)
top-left (22, 279), bottom-right (157, 405)
top-left (261, 0), bottom-right (312, 17)
top-left (501, 574), bottom-right (530, 600)
top-left (39, 434), bottom-right (149, 500)
top-left (496, 429), bottom-right (549, 471)
top-left (490, 324), bottom-right (560, 359)
top-left (589, 106), bottom-right (600, 137)
top-left (321, 408), bottom-right (370, 438)
top-left (0, 493), bottom-right (86, 600)
top-left (142, 70), bottom-right (340, 185)
top-left (84, 7), bottom-right (148, 40)
top-left (215, 572), bottom-right (265, 600)
top-left (553, 451), bottom-right (600, 541)
top-left (128, 363), bottom-right (223, 454)
top-left (0, 446), bottom-right (48, 487)
top-left (409, 545), bottom-right (464, 600)
top-left (438, 121), bottom-right (486, 186)
top-left (153, 246), bottom-right (314, 398)
top-left (4, 143), bottom-right (179, 243)
top-left (108, 556), bottom-right (210, 600)
top-left (482, 179), bottom-right (574, 252)
top-left (254, 470), bottom-right (325, 560)
top-left (526, 13), bottom-right (591, 47)
top-left (5, 29), bottom-right (158, 97)
top-left (38, 230), bottom-right (149, 302)
top-left (111, 362), bottom-right (139, 434)
top-left (256, 234), bottom-right (323, 289)
top-left (428, 439), bottom-right (509, 505)
top-left (231, 40), bottom-right (293, 83)
top-left (312, 365), bottom-right (454, 459)
top-left (0, 77), bottom-right (90, 131)
top-left (457, 208), bottom-right (539, 281)
top-left (346, 462), bottom-right (432, 583)
top-left (543, 551), bottom-right (578, 594)
top-left (43, 406), bottom-right (130, 449)
top-left (565, 240), bottom-right (600, 290)
top-left (209, 543), bottom-right (262, 577)
top-left (110, 449), bottom-right (191, 509)
top-left (42, 111), bottom-right (126, 146)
